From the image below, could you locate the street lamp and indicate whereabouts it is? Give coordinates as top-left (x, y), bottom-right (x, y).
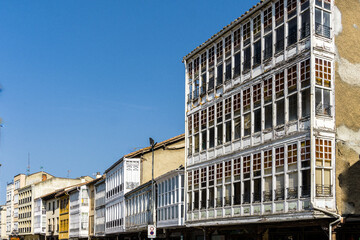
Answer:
top-left (149, 138), bottom-right (157, 225)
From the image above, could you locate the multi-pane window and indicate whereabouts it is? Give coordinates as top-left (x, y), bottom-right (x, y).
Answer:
top-left (243, 88), bottom-right (251, 112)
top-left (253, 15), bottom-right (261, 36)
top-left (233, 93), bottom-right (241, 116)
top-left (287, 65), bottom-right (297, 92)
top-left (234, 158), bottom-right (241, 177)
top-left (275, 25), bottom-right (285, 53)
top-left (201, 168), bottom-right (207, 187)
top-left (216, 163), bottom-right (223, 182)
top-left (301, 140), bottom-right (311, 168)
top-left (194, 170), bottom-right (199, 187)
top-left (315, 138), bottom-right (332, 196)
top-left (216, 102), bottom-right (223, 121)
top-left (224, 161), bottom-right (232, 181)
top-left (288, 17), bottom-right (298, 46)
top-left (264, 6), bottom-right (272, 31)
top-left (201, 109), bottom-right (207, 129)
top-left (300, 59), bottom-right (311, 87)
top-left (275, 71), bottom-right (284, 98)
top-left (264, 78), bottom-right (273, 103)
top-left (194, 112), bottom-right (199, 133)
top-left (194, 57), bottom-right (199, 74)
top-left (216, 42), bottom-right (223, 61)
top-left (188, 116), bottom-right (192, 135)
top-left (209, 47), bottom-right (215, 67)
top-left (264, 150), bottom-right (272, 169)
top-left (243, 21), bottom-right (251, 43)
top-left (275, 0), bottom-right (284, 22)
top-left (225, 98), bottom-right (231, 118)
top-left (234, 28), bottom-right (241, 50)
top-left (208, 165), bottom-right (215, 184)
top-left (253, 83), bottom-right (261, 107)
top-left (188, 62), bottom-right (193, 79)
top-left (264, 33), bottom-right (273, 60)
top-left (201, 52), bottom-right (207, 71)
top-left (243, 156), bottom-right (251, 174)
top-left (288, 143), bottom-right (298, 165)
top-left (315, 58), bottom-right (331, 87)
top-left (288, 0), bottom-right (297, 14)
top-left (253, 153), bottom-right (261, 175)
top-left (275, 147), bottom-right (285, 167)
top-left (315, 139), bottom-right (332, 167)
top-left (209, 105), bottom-right (215, 126)
top-left (225, 35), bottom-right (231, 55)
top-left (188, 171), bottom-right (192, 189)
top-left (315, 1), bottom-right (331, 38)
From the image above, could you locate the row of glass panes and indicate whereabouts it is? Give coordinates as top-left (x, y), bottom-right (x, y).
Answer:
top-left (187, 139), bottom-right (312, 209)
top-left (105, 202), bottom-right (123, 228)
top-left (157, 205), bottom-right (179, 222)
top-left (186, 1), bottom-right (313, 103)
top-left (187, 59), bottom-right (313, 155)
top-left (126, 192), bottom-right (150, 217)
top-left (106, 166), bottom-right (123, 199)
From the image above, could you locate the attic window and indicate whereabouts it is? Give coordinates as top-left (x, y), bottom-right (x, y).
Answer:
top-left (201, 52), bottom-right (207, 70)
top-left (216, 41), bottom-right (223, 61)
top-left (253, 15), bottom-right (261, 37)
top-left (209, 47), bottom-right (215, 66)
top-left (188, 62), bottom-right (193, 79)
top-left (275, 0), bottom-right (284, 22)
top-left (263, 6), bottom-right (273, 31)
top-left (243, 21), bottom-right (251, 43)
top-left (225, 35), bottom-right (231, 55)
top-left (234, 28), bottom-right (241, 50)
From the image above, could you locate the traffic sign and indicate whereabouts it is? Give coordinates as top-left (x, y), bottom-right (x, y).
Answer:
top-left (148, 225), bottom-right (157, 239)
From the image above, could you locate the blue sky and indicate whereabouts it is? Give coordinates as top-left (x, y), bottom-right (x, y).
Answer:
top-left (0, 0), bottom-right (254, 202)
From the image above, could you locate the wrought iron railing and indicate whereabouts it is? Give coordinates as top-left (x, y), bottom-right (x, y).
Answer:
top-left (316, 184), bottom-right (332, 196)
top-left (287, 187), bottom-right (298, 199)
top-left (274, 189), bottom-right (285, 201)
top-left (315, 23), bottom-right (331, 38)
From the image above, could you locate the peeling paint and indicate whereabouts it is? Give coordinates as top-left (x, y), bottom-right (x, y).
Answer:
top-left (334, 6), bottom-right (343, 35)
top-left (337, 57), bottom-right (360, 86)
top-left (337, 125), bottom-right (360, 154)
top-left (354, 24), bottom-right (358, 29)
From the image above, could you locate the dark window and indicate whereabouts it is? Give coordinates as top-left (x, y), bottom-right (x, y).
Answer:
top-left (265, 105), bottom-right (273, 129)
top-left (244, 113), bottom-right (251, 136)
top-left (225, 60), bottom-right (232, 81)
top-left (234, 52), bottom-right (241, 77)
top-left (234, 182), bottom-right (241, 205)
top-left (243, 181), bottom-right (250, 203)
top-left (288, 94), bottom-right (298, 121)
top-left (234, 117), bottom-right (241, 139)
top-left (243, 47), bottom-right (251, 71)
top-left (301, 10), bottom-right (310, 39)
top-left (253, 41), bottom-right (261, 66)
top-left (301, 88), bottom-right (310, 118)
top-left (216, 64), bottom-right (223, 86)
top-left (275, 26), bottom-right (284, 53)
top-left (254, 109), bottom-right (261, 133)
top-left (225, 121), bottom-right (231, 143)
top-left (287, 17), bottom-right (298, 46)
top-left (264, 33), bottom-right (273, 60)
top-left (217, 124), bottom-right (223, 145)
top-left (315, 8), bottom-right (331, 38)
top-left (201, 131), bottom-right (207, 151)
top-left (277, 99), bottom-right (285, 125)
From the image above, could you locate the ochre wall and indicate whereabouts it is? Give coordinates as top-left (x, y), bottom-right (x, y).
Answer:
top-left (140, 139), bottom-right (185, 184)
top-left (335, 0), bottom-right (360, 215)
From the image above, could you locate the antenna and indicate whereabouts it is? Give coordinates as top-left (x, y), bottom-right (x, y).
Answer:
top-left (27, 153), bottom-right (31, 175)
top-left (67, 170), bottom-right (71, 177)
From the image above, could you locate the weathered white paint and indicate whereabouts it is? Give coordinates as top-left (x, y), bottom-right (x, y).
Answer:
top-left (337, 58), bottom-right (360, 86)
top-left (334, 6), bottom-right (343, 36)
top-left (337, 125), bottom-right (360, 154)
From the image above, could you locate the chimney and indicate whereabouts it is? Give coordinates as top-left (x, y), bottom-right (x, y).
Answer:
top-left (96, 172), bottom-right (102, 179)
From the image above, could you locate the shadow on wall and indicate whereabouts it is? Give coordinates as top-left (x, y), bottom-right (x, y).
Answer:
top-left (338, 159), bottom-right (360, 215)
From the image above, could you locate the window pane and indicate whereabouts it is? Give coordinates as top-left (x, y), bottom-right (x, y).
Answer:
top-left (254, 109), bottom-right (261, 133)
top-left (276, 100), bottom-right (285, 125)
top-left (288, 94), bottom-right (298, 121)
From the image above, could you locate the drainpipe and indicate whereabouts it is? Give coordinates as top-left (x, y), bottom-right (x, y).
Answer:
top-left (311, 204), bottom-right (342, 240)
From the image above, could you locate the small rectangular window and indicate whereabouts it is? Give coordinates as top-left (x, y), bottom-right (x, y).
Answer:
top-left (234, 28), bottom-right (241, 51)
top-left (216, 41), bottom-right (223, 61)
top-left (264, 6), bottom-right (273, 31)
top-left (301, 140), bottom-right (311, 168)
top-left (216, 64), bottom-right (223, 86)
top-left (243, 21), bottom-right (251, 44)
top-left (243, 156), bottom-right (251, 175)
top-left (264, 150), bottom-right (273, 169)
top-left (194, 134), bottom-right (199, 153)
top-left (234, 52), bottom-right (241, 77)
top-left (244, 113), bottom-right (251, 136)
top-left (301, 10), bottom-right (310, 39)
top-left (301, 88), bottom-right (310, 118)
top-left (275, 71), bottom-right (285, 98)
top-left (253, 153), bottom-right (261, 176)
top-left (201, 131), bottom-right (207, 151)
top-left (225, 60), bottom-right (232, 81)
top-left (208, 69), bottom-right (214, 91)
top-left (287, 65), bottom-right (297, 93)
top-left (315, 58), bottom-right (332, 87)
top-left (188, 62), bottom-right (193, 79)
top-left (264, 33), bottom-right (273, 60)
top-left (225, 35), bottom-right (231, 56)
top-left (201, 52), bottom-right (207, 71)
top-left (300, 59), bottom-right (311, 88)
top-left (276, 26), bottom-right (284, 53)
top-left (216, 102), bottom-right (223, 123)
top-left (264, 78), bottom-right (273, 103)
top-left (225, 121), bottom-right (232, 143)
top-left (209, 127), bottom-right (215, 148)
top-left (209, 105), bottom-right (215, 126)
top-left (243, 47), bottom-right (251, 71)
top-left (265, 104), bottom-right (273, 129)
top-left (194, 112), bottom-right (199, 133)
top-left (253, 83), bottom-right (261, 108)
top-left (275, 0), bottom-right (284, 23)
top-left (243, 88), bottom-right (251, 112)
top-left (288, 17), bottom-right (298, 46)
top-left (254, 109), bottom-right (261, 133)
top-left (288, 143), bottom-right (298, 165)
top-left (253, 41), bottom-right (261, 66)
top-left (209, 47), bottom-right (215, 67)
top-left (194, 57), bottom-right (199, 74)
top-left (233, 93), bottom-right (241, 116)
top-left (275, 146), bottom-right (285, 167)
top-left (187, 116), bottom-right (192, 135)
top-left (234, 117), bottom-right (241, 140)
top-left (201, 109), bottom-right (207, 129)
top-left (217, 124), bottom-right (223, 145)
top-left (253, 15), bottom-right (261, 37)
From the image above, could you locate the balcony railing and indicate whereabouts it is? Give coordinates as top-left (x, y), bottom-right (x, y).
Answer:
top-left (316, 184), bottom-right (332, 197)
top-left (300, 23), bottom-right (310, 39)
top-left (315, 23), bottom-right (331, 38)
top-left (287, 187), bottom-right (298, 199)
top-left (274, 189), bottom-right (285, 201)
top-left (263, 191), bottom-right (272, 202)
top-left (301, 185), bottom-right (311, 198)
top-left (275, 39), bottom-right (284, 53)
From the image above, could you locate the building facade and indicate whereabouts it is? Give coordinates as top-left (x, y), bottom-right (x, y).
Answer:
top-left (94, 179), bottom-right (105, 239)
top-left (6, 183), bottom-right (14, 237)
top-left (0, 206), bottom-right (7, 240)
top-left (182, 0), bottom-right (353, 239)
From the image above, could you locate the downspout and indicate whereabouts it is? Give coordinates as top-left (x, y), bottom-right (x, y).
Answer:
top-left (311, 204), bottom-right (342, 240)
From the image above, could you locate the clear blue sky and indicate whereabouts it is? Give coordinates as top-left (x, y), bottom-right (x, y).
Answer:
top-left (0, 0), bottom-right (254, 202)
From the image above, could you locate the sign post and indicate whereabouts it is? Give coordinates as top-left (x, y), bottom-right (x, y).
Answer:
top-left (148, 225), bottom-right (157, 239)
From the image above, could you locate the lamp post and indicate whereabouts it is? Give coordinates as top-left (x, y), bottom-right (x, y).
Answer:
top-left (149, 138), bottom-right (157, 225)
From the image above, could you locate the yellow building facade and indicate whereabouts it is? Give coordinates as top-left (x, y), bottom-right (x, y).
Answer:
top-left (58, 194), bottom-right (69, 240)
